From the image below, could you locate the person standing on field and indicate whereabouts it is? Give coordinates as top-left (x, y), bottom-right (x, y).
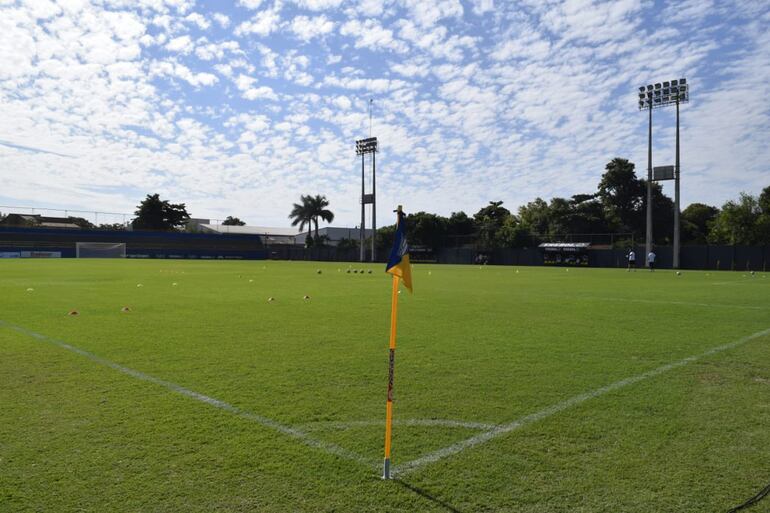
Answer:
top-left (647, 251), bottom-right (656, 271)
top-left (627, 250), bottom-right (636, 272)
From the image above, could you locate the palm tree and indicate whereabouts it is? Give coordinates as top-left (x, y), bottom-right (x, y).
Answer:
top-left (307, 194), bottom-right (334, 239)
top-left (289, 196), bottom-right (313, 241)
top-left (289, 194), bottom-right (335, 242)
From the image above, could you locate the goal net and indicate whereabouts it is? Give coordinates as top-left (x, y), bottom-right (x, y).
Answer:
top-left (76, 242), bottom-right (127, 258)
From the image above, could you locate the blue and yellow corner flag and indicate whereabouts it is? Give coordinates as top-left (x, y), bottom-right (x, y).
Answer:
top-left (385, 207), bottom-right (412, 293)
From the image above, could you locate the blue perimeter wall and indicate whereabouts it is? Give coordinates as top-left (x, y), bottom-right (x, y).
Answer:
top-left (0, 227), bottom-right (266, 260)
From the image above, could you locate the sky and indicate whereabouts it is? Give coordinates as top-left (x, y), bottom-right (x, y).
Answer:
top-left (0, 0), bottom-right (769, 229)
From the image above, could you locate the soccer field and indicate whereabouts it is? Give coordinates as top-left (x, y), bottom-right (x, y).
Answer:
top-left (1, 260), bottom-right (768, 512)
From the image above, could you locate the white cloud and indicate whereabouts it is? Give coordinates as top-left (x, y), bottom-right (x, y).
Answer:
top-left (152, 60), bottom-right (219, 87)
top-left (212, 13), bottom-right (230, 28)
top-left (402, 0), bottom-right (463, 27)
top-left (290, 15), bottom-right (334, 41)
top-left (238, 0), bottom-right (264, 9)
top-left (166, 35), bottom-right (194, 53)
top-left (243, 86), bottom-right (278, 101)
top-left (332, 96), bottom-right (352, 110)
top-left (0, 0), bottom-right (767, 228)
top-left (469, 0), bottom-right (494, 15)
top-left (185, 12), bottom-right (211, 30)
top-left (290, 0), bottom-right (345, 10)
top-left (25, 0), bottom-right (62, 20)
top-left (235, 7), bottom-right (281, 36)
top-left (540, 0), bottom-right (646, 45)
top-left (340, 18), bottom-right (407, 52)
top-left (390, 59), bottom-right (430, 78)
top-left (491, 28), bottom-right (551, 61)
top-left (396, 20), bottom-right (475, 61)
top-left (195, 40), bottom-right (240, 61)
top-left (323, 74), bottom-right (409, 93)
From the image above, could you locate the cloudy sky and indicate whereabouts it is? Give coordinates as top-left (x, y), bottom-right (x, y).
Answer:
top-left (1, 0), bottom-right (768, 228)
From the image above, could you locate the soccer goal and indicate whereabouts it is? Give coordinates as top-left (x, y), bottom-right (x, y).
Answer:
top-left (75, 242), bottom-right (127, 258)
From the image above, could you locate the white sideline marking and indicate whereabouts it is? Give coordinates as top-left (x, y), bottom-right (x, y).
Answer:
top-left (570, 295), bottom-right (767, 311)
top-left (299, 419), bottom-right (496, 431)
top-left (395, 327), bottom-right (770, 475)
top-left (0, 320), bottom-right (375, 468)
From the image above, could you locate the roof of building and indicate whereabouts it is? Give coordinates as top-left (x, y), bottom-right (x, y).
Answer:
top-left (3, 213), bottom-right (83, 229)
top-left (539, 242), bottom-right (591, 251)
top-left (199, 224), bottom-right (298, 236)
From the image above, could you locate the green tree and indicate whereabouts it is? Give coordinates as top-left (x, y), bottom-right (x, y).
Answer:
top-left (517, 198), bottom-right (549, 236)
top-left (709, 193), bottom-right (761, 245)
top-left (132, 194), bottom-right (190, 231)
top-left (756, 186), bottom-right (770, 244)
top-left (647, 181), bottom-right (675, 244)
top-left (569, 194), bottom-right (609, 235)
top-left (547, 197), bottom-right (572, 235)
top-left (405, 211), bottom-right (448, 251)
top-left (98, 223), bottom-right (127, 231)
top-left (375, 225), bottom-right (395, 252)
top-left (759, 186), bottom-right (770, 214)
top-left (681, 203), bottom-right (718, 244)
top-left (497, 215), bottom-right (531, 247)
top-left (337, 237), bottom-right (360, 251)
top-left (597, 158), bottom-right (645, 235)
top-left (474, 201), bottom-right (512, 248)
top-left (446, 211), bottom-right (476, 247)
top-left (222, 216), bottom-right (246, 226)
top-left (289, 198), bottom-right (313, 240)
top-left (67, 217), bottom-right (95, 229)
top-left (289, 194), bottom-right (334, 241)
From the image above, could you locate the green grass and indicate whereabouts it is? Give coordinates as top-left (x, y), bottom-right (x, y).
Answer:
top-left (1, 259), bottom-right (769, 512)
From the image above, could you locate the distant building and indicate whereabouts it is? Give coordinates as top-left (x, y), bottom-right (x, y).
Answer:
top-left (295, 227), bottom-right (373, 246)
top-left (199, 224), bottom-right (298, 245)
top-left (185, 218), bottom-right (211, 232)
top-left (0, 213), bottom-right (82, 229)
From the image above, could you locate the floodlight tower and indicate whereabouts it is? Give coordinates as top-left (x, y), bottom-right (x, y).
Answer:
top-left (638, 78), bottom-right (689, 267)
top-left (355, 136), bottom-right (378, 262)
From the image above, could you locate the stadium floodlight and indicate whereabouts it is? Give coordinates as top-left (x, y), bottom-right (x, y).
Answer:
top-left (355, 137), bottom-right (379, 262)
top-left (356, 137), bottom-right (378, 155)
top-left (638, 78), bottom-right (688, 111)
top-left (638, 77), bottom-right (689, 268)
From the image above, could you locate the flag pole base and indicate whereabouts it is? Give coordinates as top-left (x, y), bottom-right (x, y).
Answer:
top-left (382, 458), bottom-right (391, 480)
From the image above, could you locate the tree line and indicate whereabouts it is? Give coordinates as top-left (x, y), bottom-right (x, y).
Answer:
top-left (1, 158), bottom-right (767, 248)
top-left (344, 158), bottom-right (770, 251)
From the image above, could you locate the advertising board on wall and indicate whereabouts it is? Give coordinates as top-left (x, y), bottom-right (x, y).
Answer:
top-left (21, 251), bottom-right (62, 258)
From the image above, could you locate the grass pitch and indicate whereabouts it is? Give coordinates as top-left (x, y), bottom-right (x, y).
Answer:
top-left (1, 260), bottom-right (769, 512)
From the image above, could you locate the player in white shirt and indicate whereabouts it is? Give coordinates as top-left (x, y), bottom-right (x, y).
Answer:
top-left (627, 250), bottom-right (636, 272)
top-left (647, 251), bottom-right (656, 271)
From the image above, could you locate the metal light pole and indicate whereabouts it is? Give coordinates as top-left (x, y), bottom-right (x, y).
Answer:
top-left (372, 150), bottom-right (376, 261)
top-left (355, 137), bottom-right (378, 263)
top-left (646, 101), bottom-right (653, 262)
top-left (674, 98), bottom-right (681, 268)
top-left (638, 79), bottom-right (688, 268)
top-left (360, 151), bottom-right (366, 262)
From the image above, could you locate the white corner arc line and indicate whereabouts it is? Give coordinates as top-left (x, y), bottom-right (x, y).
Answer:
top-left (395, 327), bottom-right (770, 475)
top-left (298, 419), bottom-right (496, 431)
top-left (0, 320), bottom-right (376, 469)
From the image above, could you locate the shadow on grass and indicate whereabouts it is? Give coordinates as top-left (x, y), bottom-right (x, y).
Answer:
top-left (393, 478), bottom-right (465, 513)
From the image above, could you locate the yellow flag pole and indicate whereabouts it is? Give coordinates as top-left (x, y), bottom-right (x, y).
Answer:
top-left (383, 273), bottom-right (400, 479)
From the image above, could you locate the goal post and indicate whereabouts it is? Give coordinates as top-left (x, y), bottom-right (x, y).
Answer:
top-left (75, 242), bottom-right (127, 258)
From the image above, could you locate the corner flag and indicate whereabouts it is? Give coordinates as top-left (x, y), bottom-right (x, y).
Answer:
top-left (385, 207), bottom-right (412, 293)
top-left (382, 205), bottom-right (412, 480)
